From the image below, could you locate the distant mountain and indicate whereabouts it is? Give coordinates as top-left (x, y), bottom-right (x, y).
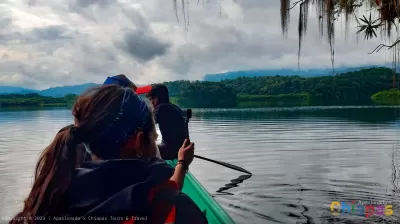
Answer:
top-left (0, 86), bottom-right (37, 94)
top-left (0, 65), bottom-right (392, 97)
top-left (203, 65), bottom-right (379, 81)
top-left (0, 83), bottom-right (99, 97)
top-left (39, 83), bottom-right (99, 97)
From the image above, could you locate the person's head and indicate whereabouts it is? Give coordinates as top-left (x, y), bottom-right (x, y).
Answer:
top-left (147, 83), bottom-right (169, 107)
top-left (103, 74), bottom-right (137, 91)
top-left (71, 85), bottom-right (158, 159)
top-left (12, 85), bottom-right (157, 222)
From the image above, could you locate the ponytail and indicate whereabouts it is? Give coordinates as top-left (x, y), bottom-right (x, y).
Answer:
top-left (10, 127), bottom-right (80, 224)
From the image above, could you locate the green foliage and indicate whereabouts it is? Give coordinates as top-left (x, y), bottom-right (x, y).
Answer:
top-left (169, 97), bottom-right (179, 105)
top-left (163, 67), bottom-right (395, 107)
top-left (64, 94), bottom-right (78, 107)
top-left (237, 93), bottom-right (311, 107)
top-left (221, 67), bottom-right (394, 106)
top-left (371, 89), bottom-right (400, 105)
top-left (1, 67), bottom-right (396, 108)
top-left (165, 81), bottom-right (236, 108)
top-left (0, 93), bottom-right (78, 108)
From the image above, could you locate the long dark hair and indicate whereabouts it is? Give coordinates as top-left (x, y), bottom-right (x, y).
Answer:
top-left (10, 85), bottom-right (155, 223)
top-left (57, 124), bottom-right (90, 167)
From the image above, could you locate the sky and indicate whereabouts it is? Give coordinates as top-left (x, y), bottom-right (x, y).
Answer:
top-left (0, 0), bottom-right (392, 89)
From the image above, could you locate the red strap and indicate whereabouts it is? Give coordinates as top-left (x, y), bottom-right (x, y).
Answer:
top-left (164, 206), bottom-right (176, 223)
top-left (121, 181), bottom-right (178, 224)
top-left (148, 180), bottom-right (178, 201)
top-left (121, 220), bottom-right (134, 224)
top-left (149, 180), bottom-right (178, 223)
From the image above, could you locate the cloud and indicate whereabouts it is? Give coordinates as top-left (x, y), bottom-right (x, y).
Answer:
top-left (116, 30), bottom-right (171, 63)
top-left (0, 0), bottom-right (391, 89)
top-left (74, 0), bottom-right (114, 8)
top-left (0, 16), bottom-right (12, 29)
top-left (0, 25), bottom-right (72, 45)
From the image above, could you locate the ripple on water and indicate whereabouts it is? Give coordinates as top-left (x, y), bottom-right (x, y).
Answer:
top-left (2, 107), bottom-right (400, 223)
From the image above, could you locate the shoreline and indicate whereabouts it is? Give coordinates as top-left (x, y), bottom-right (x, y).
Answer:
top-left (2, 104), bottom-right (400, 111)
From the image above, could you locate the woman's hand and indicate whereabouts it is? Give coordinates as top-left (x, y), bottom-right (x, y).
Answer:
top-left (178, 139), bottom-right (194, 167)
top-left (171, 139), bottom-right (194, 190)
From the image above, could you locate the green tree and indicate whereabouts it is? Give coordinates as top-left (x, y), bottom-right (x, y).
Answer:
top-left (371, 88), bottom-right (400, 105)
top-left (162, 67), bottom-right (395, 107)
top-left (168, 81), bottom-right (237, 108)
top-left (0, 93), bottom-right (77, 108)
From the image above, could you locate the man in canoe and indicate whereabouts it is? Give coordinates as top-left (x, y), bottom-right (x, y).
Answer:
top-left (146, 83), bottom-right (187, 160)
top-left (104, 75), bottom-right (187, 160)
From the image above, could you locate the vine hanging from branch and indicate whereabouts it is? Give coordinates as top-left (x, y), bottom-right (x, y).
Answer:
top-left (171, 0), bottom-right (400, 73)
top-left (282, 0), bottom-right (366, 73)
top-left (282, 0), bottom-right (400, 73)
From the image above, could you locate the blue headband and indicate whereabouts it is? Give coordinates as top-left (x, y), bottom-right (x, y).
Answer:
top-left (103, 76), bottom-right (132, 88)
top-left (90, 88), bottom-right (149, 157)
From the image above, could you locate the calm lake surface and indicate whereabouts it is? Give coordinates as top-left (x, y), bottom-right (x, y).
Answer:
top-left (1, 106), bottom-right (400, 224)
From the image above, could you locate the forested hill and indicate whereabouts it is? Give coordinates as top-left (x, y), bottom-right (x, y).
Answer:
top-left (202, 66), bottom-right (377, 81)
top-left (220, 67), bottom-right (392, 95)
top-left (0, 67), bottom-right (397, 108)
top-left (165, 67), bottom-right (396, 107)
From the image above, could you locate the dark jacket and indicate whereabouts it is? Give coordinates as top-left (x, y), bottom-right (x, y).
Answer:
top-left (48, 158), bottom-right (207, 223)
top-left (154, 103), bottom-right (186, 160)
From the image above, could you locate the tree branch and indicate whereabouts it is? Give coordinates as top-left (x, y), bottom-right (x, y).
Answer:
top-left (369, 37), bottom-right (400, 54)
top-left (287, 0), bottom-right (304, 10)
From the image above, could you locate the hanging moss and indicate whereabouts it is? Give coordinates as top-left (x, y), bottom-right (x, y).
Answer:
top-left (171, 0), bottom-right (400, 76)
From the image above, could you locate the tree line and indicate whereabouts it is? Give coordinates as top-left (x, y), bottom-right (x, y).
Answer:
top-left (0, 93), bottom-right (77, 108)
top-left (1, 67), bottom-right (399, 108)
top-left (165, 67), bottom-right (397, 107)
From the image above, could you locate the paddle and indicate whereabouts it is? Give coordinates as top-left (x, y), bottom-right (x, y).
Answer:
top-left (185, 109), bottom-right (252, 175)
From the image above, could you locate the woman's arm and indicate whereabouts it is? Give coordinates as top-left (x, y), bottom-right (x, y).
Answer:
top-left (169, 163), bottom-right (187, 190)
top-left (170, 139), bottom-right (193, 190)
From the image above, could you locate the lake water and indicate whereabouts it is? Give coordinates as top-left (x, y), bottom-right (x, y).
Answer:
top-left (1, 106), bottom-right (400, 224)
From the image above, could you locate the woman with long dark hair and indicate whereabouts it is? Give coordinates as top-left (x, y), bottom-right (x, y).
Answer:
top-left (10, 85), bottom-right (207, 224)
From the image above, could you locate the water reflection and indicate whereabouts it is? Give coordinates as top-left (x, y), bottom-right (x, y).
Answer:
top-left (1, 107), bottom-right (400, 224)
top-left (215, 174), bottom-right (252, 196)
top-left (391, 146), bottom-right (399, 196)
top-left (192, 106), bottom-right (400, 124)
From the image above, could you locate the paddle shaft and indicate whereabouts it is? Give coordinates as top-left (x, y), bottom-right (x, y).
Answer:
top-left (184, 109), bottom-right (252, 175)
top-left (194, 154), bottom-right (252, 175)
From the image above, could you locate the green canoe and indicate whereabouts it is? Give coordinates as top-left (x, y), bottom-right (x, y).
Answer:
top-left (166, 159), bottom-right (235, 224)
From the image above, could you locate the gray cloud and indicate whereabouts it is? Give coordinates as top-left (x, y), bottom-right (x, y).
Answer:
top-left (0, 25), bottom-right (72, 45)
top-left (31, 25), bottom-right (71, 41)
top-left (122, 8), bottom-right (151, 32)
top-left (0, 17), bottom-right (12, 29)
top-left (0, 0), bottom-right (389, 89)
top-left (1, 54), bottom-right (9, 60)
top-left (27, 0), bottom-right (37, 6)
top-left (115, 6), bottom-right (172, 62)
top-left (116, 30), bottom-right (171, 63)
top-left (74, 0), bottom-right (114, 8)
